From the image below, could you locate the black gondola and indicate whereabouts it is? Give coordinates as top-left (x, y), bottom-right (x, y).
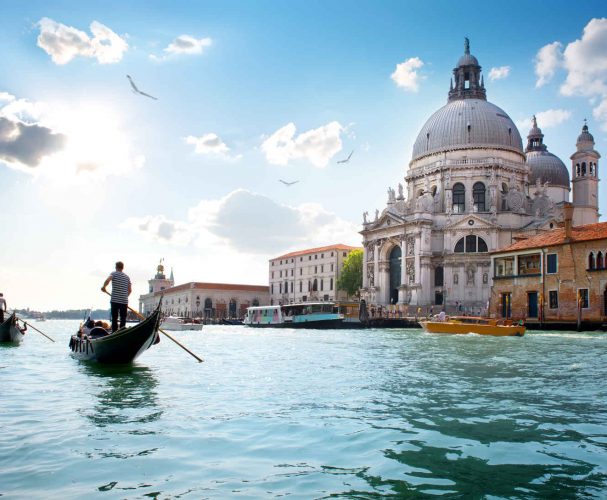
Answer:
top-left (69, 305), bottom-right (161, 364)
top-left (0, 314), bottom-right (25, 344)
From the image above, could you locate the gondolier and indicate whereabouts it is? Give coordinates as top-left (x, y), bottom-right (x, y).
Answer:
top-left (0, 293), bottom-right (6, 323)
top-left (101, 261), bottom-right (132, 332)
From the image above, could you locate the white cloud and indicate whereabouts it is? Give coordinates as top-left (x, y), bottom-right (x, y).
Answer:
top-left (535, 18), bottom-right (607, 130)
top-left (0, 93), bottom-right (143, 181)
top-left (391, 57), bottom-right (424, 92)
top-left (516, 108), bottom-right (572, 131)
top-left (123, 189), bottom-right (361, 254)
top-left (37, 17), bottom-right (128, 65)
top-left (488, 66), bottom-right (511, 81)
top-left (534, 41), bottom-right (563, 88)
top-left (185, 133), bottom-right (241, 160)
top-left (261, 121), bottom-right (344, 167)
top-left (0, 92), bottom-right (15, 103)
top-left (150, 35), bottom-right (212, 61)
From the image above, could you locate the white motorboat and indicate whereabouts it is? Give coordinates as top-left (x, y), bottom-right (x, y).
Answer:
top-left (161, 316), bottom-right (203, 331)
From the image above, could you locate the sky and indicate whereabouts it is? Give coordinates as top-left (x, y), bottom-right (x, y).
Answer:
top-left (1, 0), bottom-right (606, 310)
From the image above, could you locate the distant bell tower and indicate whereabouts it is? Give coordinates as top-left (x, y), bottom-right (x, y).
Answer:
top-left (148, 258), bottom-right (173, 293)
top-left (571, 121), bottom-right (600, 226)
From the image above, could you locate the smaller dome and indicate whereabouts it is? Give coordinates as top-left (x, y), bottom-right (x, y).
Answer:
top-left (577, 123), bottom-right (595, 147)
top-left (457, 53), bottom-right (479, 67)
top-left (527, 150), bottom-right (570, 188)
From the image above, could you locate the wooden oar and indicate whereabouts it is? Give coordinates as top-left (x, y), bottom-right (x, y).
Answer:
top-left (102, 291), bottom-right (203, 363)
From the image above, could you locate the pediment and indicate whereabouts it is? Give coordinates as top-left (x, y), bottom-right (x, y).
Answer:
top-left (365, 211), bottom-right (404, 231)
top-left (444, 214), bottom-right (500, 230)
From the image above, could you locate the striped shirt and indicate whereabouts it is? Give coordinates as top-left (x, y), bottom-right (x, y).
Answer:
top-left (110, 271), bottom-right (131, 304)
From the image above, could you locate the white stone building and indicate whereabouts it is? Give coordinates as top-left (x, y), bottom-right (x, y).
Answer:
top-left (269, 244), bottom-right (361, 304)
top-left (360, 39), bottom-right (600, 313)
top-left (139, 262), bottom-right (269, 319)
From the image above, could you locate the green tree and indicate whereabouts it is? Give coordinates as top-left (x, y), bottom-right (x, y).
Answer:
top-left (336, 249), bottom-right (363, 298)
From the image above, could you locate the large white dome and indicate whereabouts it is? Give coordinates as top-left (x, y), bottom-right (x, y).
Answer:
top-left (411, 99), bottom-right (524, 162)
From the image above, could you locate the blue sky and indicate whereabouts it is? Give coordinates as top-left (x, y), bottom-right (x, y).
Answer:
top-left (1, 0), bottom-right (606, 309)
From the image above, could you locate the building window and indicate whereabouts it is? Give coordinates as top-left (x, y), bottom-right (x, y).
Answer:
top-left (300, 268), bottom-right (302, 276)
top-left (271, 284), bottom-right (274, 294)
top-left (453, 183), bottom-right (465, 213)
top-left (320, 279), bottom-right (324, 291)
top-left (321, 254), bottom-right (324, 258)
top-left (495, 257), bottom-right (514, 277)
top-left (546, 254), bottom-right (558, 274)
top-left (343, 252), bottom-right (347, 257)
top-left (315, 266), bottom-right (317, 273)
top-left (272, 262), bottom-right (274, 266)
top-left (473, 182), bottom-right (486, 212)
top-left (321, 265), bottom-right (324, 272)
top-left (598, 251), bottom-right (604, 270)
top-left (518, 254), bottom-right (541, 275)
top-left (308, 281), bottom-right (311, 292)
top-left (331, 252), bottom-right (334, 257)
top-left (501, 292), bottom-right (512, 318)
top-left (330, 278), bottom-right (333, 290)
top-left (290, 282), bottom-right (293, 293)
top-left (279, 270), bottom-right (282, 278)
top-left (434, 266), bottom-right (444, 286)
top-left (309, 256), bottom-right (312, 260)
top-left (589, 252), bottom-right (596, 270)
top-left (300, 257), bottom-right (303, 261)
top-left (331, 264), bottom-right (334, 272)
top-left (280, 260), bottom-right (282, 265)
top-left (315, 255), bottom-right (318, 260)
top-left (549, 290), bottom-right (558, 309)
top-left (454, 235), bottom-right (488, 253)
top-left (578, 288), bottom-right (589, 309)
top-left (291, 269), bottom-right (294, 276)
top-left (279, 283), bottom-right (282, 294)
top-left (313, 279), bottom-right (318, 291)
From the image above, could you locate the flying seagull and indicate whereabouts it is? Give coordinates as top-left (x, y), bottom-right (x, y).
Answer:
top-left (126, 75), bottom-right (158, 100)
top-left (337, 150), bottom-right (354, 164)
top-left (279, 179), bottom-right (299, 186)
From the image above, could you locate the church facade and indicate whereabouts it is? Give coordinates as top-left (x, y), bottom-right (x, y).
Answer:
top-left (360, 39), bottom-right (600, 313)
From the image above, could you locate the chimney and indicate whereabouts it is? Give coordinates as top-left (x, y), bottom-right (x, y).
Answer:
top-left (563, 202), bottom-right (574, 240)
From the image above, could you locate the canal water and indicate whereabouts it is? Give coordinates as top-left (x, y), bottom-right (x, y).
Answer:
top-left (1, 322), bottom-right (606, 498)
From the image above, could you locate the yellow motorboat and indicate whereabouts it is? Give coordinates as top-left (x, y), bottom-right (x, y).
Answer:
top-left (419, 316), bottom-right (525, 337)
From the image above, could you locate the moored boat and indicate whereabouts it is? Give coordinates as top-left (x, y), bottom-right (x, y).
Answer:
top-left (161, 316), bottom-right (203, 331)
top-left (69, 306), bottom-right (162, 363)
top-left (0, 314), bottom-right (25, 344)
top-left (244, 302), bottom-right (344, 329)
top-left (419, 316), bottom-right (525, 337)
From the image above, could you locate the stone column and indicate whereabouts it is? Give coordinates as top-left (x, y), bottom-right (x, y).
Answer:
top-left (400, 238), bottom-right (407, 287)
top-left (373, 242), bottom-right (380, 290)
top-left (362, 244), bottom-right (369, 288)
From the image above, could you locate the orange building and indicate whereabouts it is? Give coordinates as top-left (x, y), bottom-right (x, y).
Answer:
top-left (490, 204), bottom-right (607, 328)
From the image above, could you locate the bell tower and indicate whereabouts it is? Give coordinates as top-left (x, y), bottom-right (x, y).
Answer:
top-left (571, 121), bottom-right (600, 226)
top-left (148, 258), bottom-right (174, 294)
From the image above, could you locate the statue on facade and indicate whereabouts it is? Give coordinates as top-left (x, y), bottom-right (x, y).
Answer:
top-left (406, 261), bottom-right (415, 283)
top-left (363, 211), bottom-right (368, 224)
top-left (397, 183), bottom-right (404, 200)
top-left (375, 209), bottom-right (379, 221)
top-left (467, 265), bottom-right (475, 285)
top-left (368, 267), bottom-right (375, 287)
top-left (387, 187), bottom-right (396, 203)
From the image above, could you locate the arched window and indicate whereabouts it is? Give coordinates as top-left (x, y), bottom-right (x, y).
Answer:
top-left (473, 182), bottom-right (486, 212)
top-left (589, 252), bottom-right (596, 270)
top-left (501, 183), bottom-right (509, 211)
top-left (454, 235), bottom-right (488, 253)
top-left (453, 183), bottom-right (465, 213)
top-left (312, 279), bottom-right (318, 291)
top-left (597, 251), bottom-right (604, 270)
top-left (576, 163), bottom-right (580, 177)
top-left (582, 162), bottom-right (587, 176)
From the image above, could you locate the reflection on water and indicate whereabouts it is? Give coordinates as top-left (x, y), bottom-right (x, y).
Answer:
top-left (79, 364), bottom-right (162, 430)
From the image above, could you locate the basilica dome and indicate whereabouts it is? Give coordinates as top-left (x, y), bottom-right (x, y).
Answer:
top-left (411, 99), bottom-right (524, 161)
top-left (525, 116), bottom-right (570, 188)
top-left (411, 39), bottom-right (524, 162)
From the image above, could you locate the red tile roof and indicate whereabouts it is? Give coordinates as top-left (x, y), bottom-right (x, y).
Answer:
top-left (495, 222), bottom-right (607, 253)
top-left (156, 282), bottom-right (268, 295)
top-left (273, 244), bottom-right (361, 260)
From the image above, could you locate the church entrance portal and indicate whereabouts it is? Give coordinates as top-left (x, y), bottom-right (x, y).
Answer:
top-left (389, 246), bottom-right (402, 304)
